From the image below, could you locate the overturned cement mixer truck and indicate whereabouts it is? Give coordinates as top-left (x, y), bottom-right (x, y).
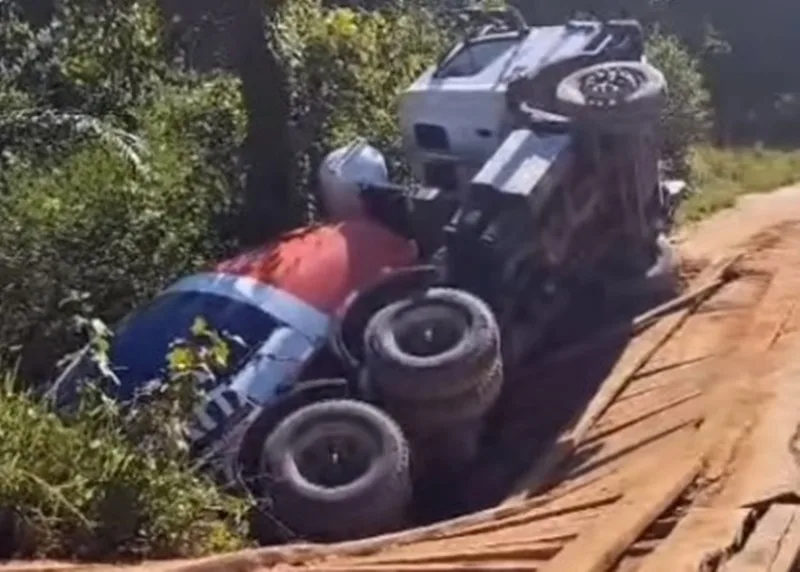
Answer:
top-left (50, 7), bottom-right (685, 545)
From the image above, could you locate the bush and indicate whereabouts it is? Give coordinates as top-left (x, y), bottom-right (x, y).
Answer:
top-left (0, 387), bottom-right (249, 560)
top-left (0, 75), bottom-right (245, 380)
top-left (0, 319), bottom-right (251, 559)
top-left (273, 0), bottom-right (448, 218)
top-left (645, 30), bottom-right (712, 178)
top-left (0, 0), bottom-right (255, 559)
top-left (0, 0), bottom-right (247, 379)
top-left (0, 0), bottom-right (170, 124)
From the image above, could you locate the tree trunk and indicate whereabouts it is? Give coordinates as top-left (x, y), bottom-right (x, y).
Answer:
top-left (231, 0), bottom-right (299, 246)
top-left (159, 0), bottom-right (298, 246)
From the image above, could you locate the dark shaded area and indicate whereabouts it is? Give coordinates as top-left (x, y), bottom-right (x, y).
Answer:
top-left (0, 509), bottom-right (19, 559)
top-left (19, 0), bottom-right (53, 25)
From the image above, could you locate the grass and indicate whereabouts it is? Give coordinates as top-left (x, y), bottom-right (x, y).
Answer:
top-left (679, 144), bottom-right (800, 223)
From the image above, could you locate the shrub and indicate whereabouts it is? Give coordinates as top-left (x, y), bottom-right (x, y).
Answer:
top-left (0, 387), bottom-right (250, 559)
top-left (0, 319), bottom-right (250, 559)
top-left (0, 0), bottom-right (247, 381)
top-left (273, 0), bottom-right (448, 218)
top-left (0, 76), bottom-right (246, 380)
top-left (645, 30), bottom-right (712, 178)
top-left (0, 0), bottom-right (170, 123)
top-left (0, 0), bottom-right (254, 558)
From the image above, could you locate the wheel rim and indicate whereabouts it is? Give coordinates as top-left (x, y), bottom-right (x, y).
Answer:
top-left (393, 303), bottom-right (468, 358)
top-left (579, 65), bottom-right (646, 108)
top-left (294, 423), bottom-right (375, 488)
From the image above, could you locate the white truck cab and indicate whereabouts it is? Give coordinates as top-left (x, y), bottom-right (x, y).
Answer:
top-left (397, 15), bottom-right (645, 195)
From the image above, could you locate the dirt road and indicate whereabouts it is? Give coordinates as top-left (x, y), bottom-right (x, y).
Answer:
top-left (8, 184), bottom-right (800, 572)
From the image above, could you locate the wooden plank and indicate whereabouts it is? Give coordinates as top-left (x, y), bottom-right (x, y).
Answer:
top-left (306, 564), bottom-right (540, 572)
top-left (703, 265), bottom-right (800, 509)
top-left (538, 450), bottom-right (703, 572)
top-left (437, 492), bottom-right (621, 541)
top-left (0, 566), bottom-right (103, 572)
top-left (723, 505), bottom-right (800, 572)
top-left (345, 540), bottom-right (561, 566)
top-left (570, 253), bottom-right (741, 441)
top-left (769, 514), bottom-right (800, 572)
top-left (506, 253), bottom-right (742, 504)
top-left (635, 508), bottom-right (752, 572)
top-left (727, 360), bottom-right (800, 508)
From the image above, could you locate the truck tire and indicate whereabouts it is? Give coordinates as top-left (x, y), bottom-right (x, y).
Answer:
top-left (364, 287), bottom-right (501, 401)
top-left (384, 356), bottom-right (503, 431)
top-left (556, 61), bottom-right (666, 130)
top-left (262, 399), bottom-right (412, 541)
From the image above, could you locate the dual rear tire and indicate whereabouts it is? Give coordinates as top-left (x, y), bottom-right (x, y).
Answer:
top-left (259, 399), bottom-right (411, 542)
top-left (364, 288), bottom-right (504, 432)
top-left (257, 287), bottom-right (502, 542)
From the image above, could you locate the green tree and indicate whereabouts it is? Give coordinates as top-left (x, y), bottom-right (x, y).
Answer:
top-left (645, 30), bottom-right (712, 177)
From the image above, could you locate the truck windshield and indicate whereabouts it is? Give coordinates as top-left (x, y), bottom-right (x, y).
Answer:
top-left (437, 36), bottom-right (518, 78)
top-left (54, 290), bottom-right (281, 404)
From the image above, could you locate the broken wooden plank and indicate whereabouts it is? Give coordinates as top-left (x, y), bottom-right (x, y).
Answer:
top-left (570, 254), bottom-right (742, 441)
top-left (629, 275), bottom-right (730, 332)
top-left (538, 451), bottom-right (704, 572)
top-left (438, 491), bottom-right (621, 541)
top-left (505, 253), bottom-right (742, 504)
top-left (723, 505), bottom-right (800, 572)
top-left (145, 490), bottom-right (565, 572)
top-left (635, 508), bottom-right (752, 572)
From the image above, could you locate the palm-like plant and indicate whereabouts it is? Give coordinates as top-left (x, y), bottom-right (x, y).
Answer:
top-left (0, 107), bottom-right (149, 173)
